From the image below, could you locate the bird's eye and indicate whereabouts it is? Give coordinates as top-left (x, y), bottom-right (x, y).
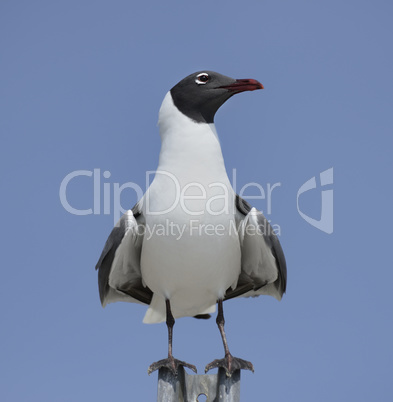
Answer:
top-left (195, 73), bottom-right (210, 85)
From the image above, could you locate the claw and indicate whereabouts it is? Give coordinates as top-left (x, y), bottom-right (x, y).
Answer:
top-left (205, 354), bottom-right (254, 377)
top-left (148, 356), bottom-right (197, 376)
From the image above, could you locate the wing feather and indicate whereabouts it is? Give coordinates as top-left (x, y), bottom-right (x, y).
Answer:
top-left (225, 195), bottom-right (287, 301)
top-left (95, 205), bottom-right (153, 306)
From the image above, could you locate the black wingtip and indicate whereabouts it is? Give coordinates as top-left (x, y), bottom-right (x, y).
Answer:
top-left (193, 314), bottom-right (211, 320)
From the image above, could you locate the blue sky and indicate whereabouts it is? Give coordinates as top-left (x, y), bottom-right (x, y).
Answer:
top-left (1, 1), bottom-right (392, 401)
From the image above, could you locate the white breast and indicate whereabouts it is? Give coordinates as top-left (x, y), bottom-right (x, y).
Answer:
top-left (140, 92), bottom-right (241, 323)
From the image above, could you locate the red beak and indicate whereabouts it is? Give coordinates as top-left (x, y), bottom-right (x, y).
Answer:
top-left (219, 78), bottom-right (264, 93)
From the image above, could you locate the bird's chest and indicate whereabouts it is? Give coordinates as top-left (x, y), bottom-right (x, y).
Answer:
top-left (140, 115), bottom-right (241, 295)
top-left (145, 172), bottom-right (233, 218)
top-left (142, 177), bottom-right (238, 253)
top-left (140, 182), bottom-right (240, 296)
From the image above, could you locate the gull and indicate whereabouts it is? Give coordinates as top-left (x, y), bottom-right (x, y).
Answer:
top-left (96, 71), bottom-right (287, 377)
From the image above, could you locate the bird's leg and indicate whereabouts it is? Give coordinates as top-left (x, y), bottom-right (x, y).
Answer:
top-left (147, 299), bottom-right (197, 376)
top-left (205, 299), bottom-right (254, 377)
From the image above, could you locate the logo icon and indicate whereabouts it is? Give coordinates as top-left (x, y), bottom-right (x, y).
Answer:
top-left (297, 168), bottom-right (333, 234)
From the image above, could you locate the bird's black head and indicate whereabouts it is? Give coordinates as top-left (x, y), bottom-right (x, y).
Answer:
top-left (170, 71), bottom-right (263, 124)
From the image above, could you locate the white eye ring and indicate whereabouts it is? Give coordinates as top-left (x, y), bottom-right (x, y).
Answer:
top-left (195, 73), bottom-right (209, 85)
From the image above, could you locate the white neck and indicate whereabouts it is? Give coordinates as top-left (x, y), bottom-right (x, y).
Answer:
top-left (157, 92), bottom-right (227, 181)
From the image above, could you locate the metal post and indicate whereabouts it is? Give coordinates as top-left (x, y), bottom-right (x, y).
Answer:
top-left (157, 367), bottom-right (241, 402)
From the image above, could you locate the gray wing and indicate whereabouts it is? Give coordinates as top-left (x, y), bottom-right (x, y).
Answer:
top-left (224, 195), bottom-right (287, 301)
top-left (95, 204), bottom-right (153, 306)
